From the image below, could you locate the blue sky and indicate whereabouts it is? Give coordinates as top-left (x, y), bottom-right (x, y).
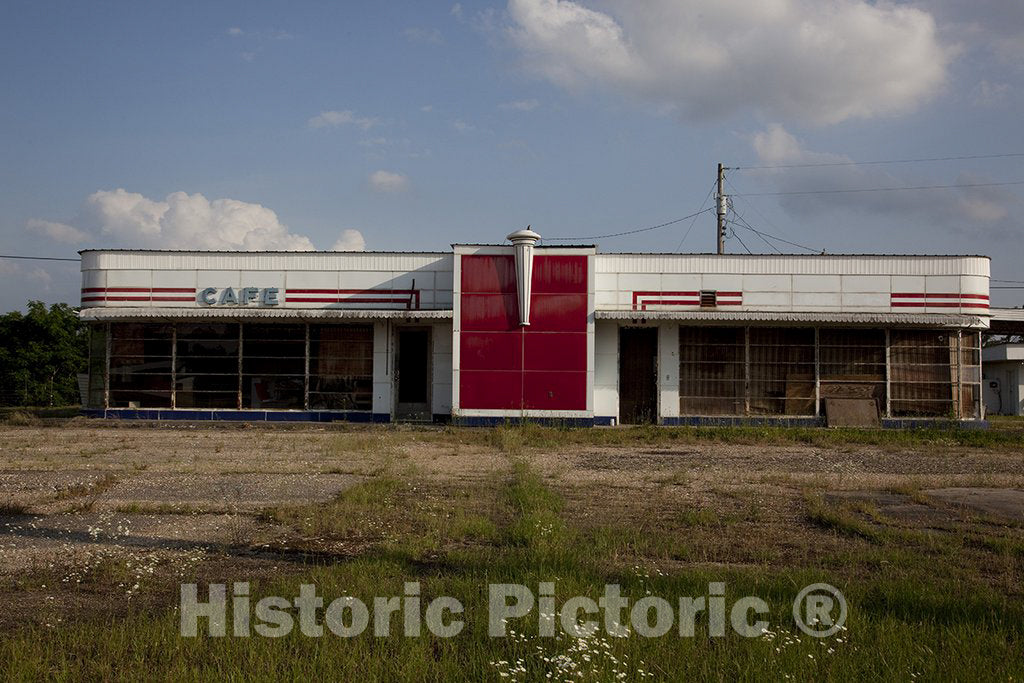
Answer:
top-left (2, 0), bottom-right (1023, 309)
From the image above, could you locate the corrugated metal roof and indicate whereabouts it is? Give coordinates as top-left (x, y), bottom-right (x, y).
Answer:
top-left (595, 310), bottom-right (985, 327)
top-left (990, 307), bottom-right (1024, 322)
top-left (594, 254), bottom-right (989, 277)
top-left (78, 308), bottom-right (453, 322)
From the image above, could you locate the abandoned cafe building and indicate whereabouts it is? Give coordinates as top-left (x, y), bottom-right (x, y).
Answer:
top-left (78, 229), bottom-right (992, 426)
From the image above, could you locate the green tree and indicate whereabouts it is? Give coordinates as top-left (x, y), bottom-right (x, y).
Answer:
top-left (0, 301), bottom-right (87, 406)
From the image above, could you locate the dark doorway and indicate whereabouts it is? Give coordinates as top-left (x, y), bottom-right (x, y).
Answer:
top-left (396, 328), bottom-right (431, 421)
top-left (619, 327), bottom-right (658, 424)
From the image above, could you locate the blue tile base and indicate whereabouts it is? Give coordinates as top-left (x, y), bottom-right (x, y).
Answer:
top-left (81, 409), bottom-right (988, 429)
top-left (81, 409), bottom-right (390, 423)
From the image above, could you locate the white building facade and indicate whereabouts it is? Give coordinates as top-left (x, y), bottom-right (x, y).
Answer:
top-left (78, 240), bottom-right (991, 426)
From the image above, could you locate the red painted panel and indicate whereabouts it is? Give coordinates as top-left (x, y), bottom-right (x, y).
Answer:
top-left (461, 255), bottom-right (516, 293)
top-left (529, 293), bottom-right (588, 331)
top-left (523, 333), bottom-right (586, 372)
top-left (523, 371), bottom-right (587, 410)
top-left (461, 332), bottom-right (523, 371)
top-left (532, 255), bottom-right (588, 294)
top-left (460, 293), bottom-right (519, 331)
top-left (460, 370), bottom-right (522, 409)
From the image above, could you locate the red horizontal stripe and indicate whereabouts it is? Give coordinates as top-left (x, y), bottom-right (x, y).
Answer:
top-left (286, 297), bottom-right (411, 304)
top-left (633, 290), bottom-right (699, 297)
top-left (81, 287), bottom-right (194, 293)
top-left (716, 291), bottom-right (742, 297)
top-left (891, 292), bottom-right (990, 300)
top-left (286, 289), bottom-right (416, 294)
top-left (892, 301), bottom-right (989, 309)
top-left (151, 296), bottom-right (195, 302)
top-left (81, 296), bottom-right (105, 302)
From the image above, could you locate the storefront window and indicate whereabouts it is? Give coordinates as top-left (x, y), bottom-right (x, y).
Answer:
top-left (175, 323), bottom-right (239, 409)
top-left (309, 325), bottom-right (373, 410)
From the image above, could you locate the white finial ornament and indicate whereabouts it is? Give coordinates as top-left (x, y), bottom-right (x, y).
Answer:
top-left (506, 226), bottom-right (541, 326)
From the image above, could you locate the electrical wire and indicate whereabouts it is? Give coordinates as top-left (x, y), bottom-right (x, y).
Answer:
top-left (732, 180), bottom-right (1024, 198)
top-left (735, 152), bottom-right (1024, 171)
top-left (674, 179), bottom-right (718, 252)
top-left (0, 254), bottom-right (80, 262)
top-left (727, 222), bottom-right (753, 255)
top-left (542, 207), bottom-right (714, 242)
top-left (726, 177), bottom-right (801, 244)
top-left (732, 207), bottom-right (782, 254)
top-left (729, 211), bottom-right (823, 254)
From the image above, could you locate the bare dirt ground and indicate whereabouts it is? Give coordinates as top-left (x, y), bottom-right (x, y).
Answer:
top-left (1, 421), bottom-right (1022, 629)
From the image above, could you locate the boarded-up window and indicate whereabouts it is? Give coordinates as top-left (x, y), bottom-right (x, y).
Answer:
top-left (242, 324), bottom-right (306, 409)
top-left (175, 323), bottom-right (240, 409)
top-left (748, 328), bottom-right (815, 415)
top-left (87, 324), bottom-right (107, 409)
top-left (108, 323), bottom-right (173, 408)
top-left (819, 328), bottom-right (886, 414)
top-left (309, 325), bottom-right (373, 410)
top-left (679, 327), bottom-right (745, 415)
top-left (890, 330), bottom-right (953, 417)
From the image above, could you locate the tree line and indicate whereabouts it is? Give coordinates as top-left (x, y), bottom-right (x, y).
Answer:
top-left (0, 302), bottom-right (87, 407)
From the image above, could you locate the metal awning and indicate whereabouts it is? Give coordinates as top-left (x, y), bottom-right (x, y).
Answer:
top-left (595, 309), bottom-right (986, 327)
top-left (988, 307), bottom-right (1024, 335)
top-left (78, 307), bottom-right (453, 322)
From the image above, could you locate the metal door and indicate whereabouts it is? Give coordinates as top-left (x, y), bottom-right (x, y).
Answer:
top-left (395, 327), bottom-right (431, 421)
top-left (619, 327), bottom-right (658, 424)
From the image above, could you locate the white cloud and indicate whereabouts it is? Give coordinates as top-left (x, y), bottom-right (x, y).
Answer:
top-left (308, 109), bottom-right (379, 130)
top-left (331, 229), bottom-right (367, 251)
top-left (498, 99), bottom-right (540, 111)
top-left (452, 119), bottom-right (475, 132)
top-left (507, 0), bottom-right (952, 125)
top-left (227, 27), bottom-right (243, 36)
top-left (748, 124), bottom-right (1022, 238)
top-left (368, 171), bottom-right (409, 193)
top-left (85, 188), bottom-right (316, 250)
top-left (26, 218), bottom-right (89, 244)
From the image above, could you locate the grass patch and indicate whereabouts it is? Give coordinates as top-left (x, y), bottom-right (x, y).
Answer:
top-left (420, 423), bottom-right (1024, 452)
top-left (53, 473), bottom-right (119, 508)
top-left (804, 492), bottom-right (885, 543)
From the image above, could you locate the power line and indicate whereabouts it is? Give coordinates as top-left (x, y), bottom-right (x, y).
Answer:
top-left (675, 180), bottom-right (718, 252)
top-left (726, 177), bottom-right (800, 244)
top-left (729, 211), bottom-right (823, 254)
top-left (0, 254), bottom-right (80, 262)
top-left (992, 279), bottom-right (1024, 284)
top-left (735, 152), bottom-right (1024, 171)
top-left (732, 180), bottom-right (1024, 198)
top-left (727, 222), bottom-right (753, 255)
top-left (543, 207), bottom-right (714, 242)
top-left (732, 208), bottom-right (782, 255)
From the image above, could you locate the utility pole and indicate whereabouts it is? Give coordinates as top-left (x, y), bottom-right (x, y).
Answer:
top-left (716, 163), bottom-right (726, 255)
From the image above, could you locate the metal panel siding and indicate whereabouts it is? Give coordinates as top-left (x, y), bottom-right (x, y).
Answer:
top-left (460, 332), bottom-right (523, 371)
top-left (461, 255), bottom-right (516, 293)
top-left (523, 371), bottom-right (587, 410)
top-left (457, 253), bottom-right (590, 412)
top-left (524, 332), bottom-right (587, 372)
top-left (460, 294), bottom-right (519, 331)
top-left (529, 294), bottom-right (588, 330)
top-left (594, 254), bottom-right (989, 276)
top-left (531, 256), bottom-right (587, 293)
